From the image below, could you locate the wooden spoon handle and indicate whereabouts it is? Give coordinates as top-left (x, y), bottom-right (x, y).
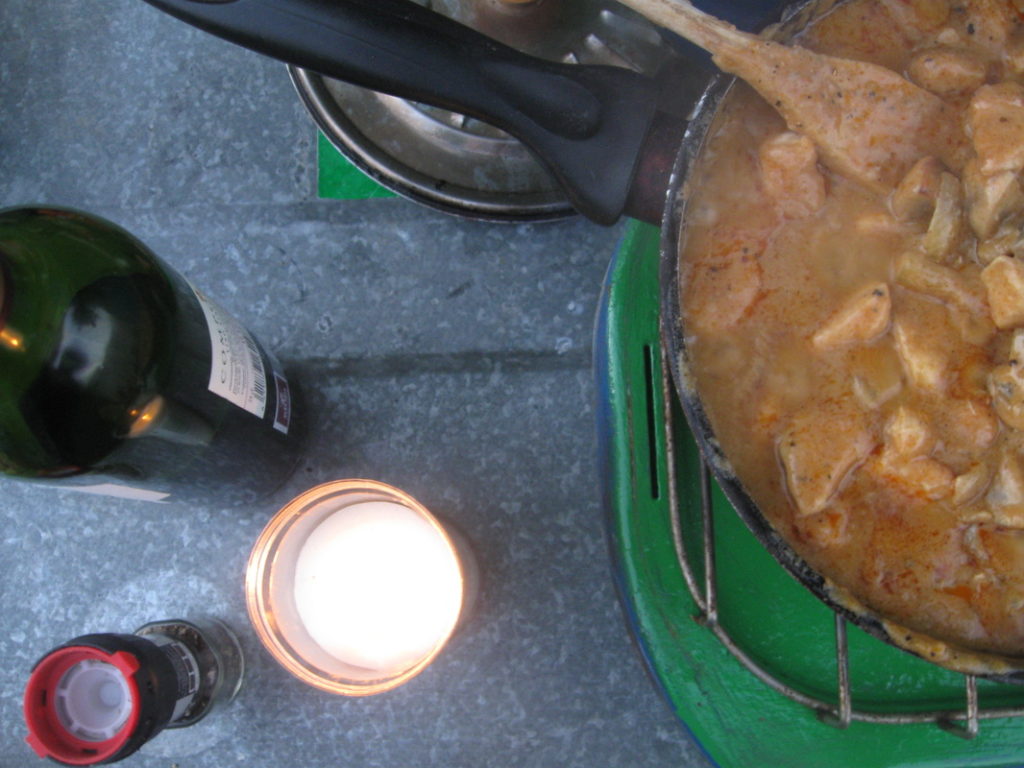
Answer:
top-left (614, 0), bottom-right (753, 56)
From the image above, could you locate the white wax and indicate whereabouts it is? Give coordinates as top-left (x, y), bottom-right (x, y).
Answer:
top-left (292, 500), bottom-right (463, 672)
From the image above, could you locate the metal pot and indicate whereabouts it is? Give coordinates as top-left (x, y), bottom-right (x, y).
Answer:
top-left (140, 0), bottom-right (1024, 679)
top-left (139, 0), bottom-right (778, 225)
top-left (659, 1), bottom-right (1024, 681)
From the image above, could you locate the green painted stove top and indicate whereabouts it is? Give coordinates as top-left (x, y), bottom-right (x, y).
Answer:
top-left (596, 221), bottom-right (1024, 768)
top-left (317, 132), bottom-right (396, 200)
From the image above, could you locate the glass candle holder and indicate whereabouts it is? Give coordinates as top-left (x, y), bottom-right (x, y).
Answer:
top-left (246, 479), bottom-right (474, 696)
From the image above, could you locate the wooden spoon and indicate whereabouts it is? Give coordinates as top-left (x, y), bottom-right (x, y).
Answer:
top-left (617, 0), bottom-right (967, 190)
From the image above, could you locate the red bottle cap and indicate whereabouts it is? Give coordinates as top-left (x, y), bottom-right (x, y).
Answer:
top-left (24, 645), bottom-right (142, 766)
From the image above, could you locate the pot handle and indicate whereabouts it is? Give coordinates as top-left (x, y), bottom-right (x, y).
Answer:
top-left (141, 0), bottom-right (666, 225)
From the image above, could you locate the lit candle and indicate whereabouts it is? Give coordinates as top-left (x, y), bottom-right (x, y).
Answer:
top-left (292, 500), bottom-right (463, 673)
top-left (246, 480), bottom-right (471, 695)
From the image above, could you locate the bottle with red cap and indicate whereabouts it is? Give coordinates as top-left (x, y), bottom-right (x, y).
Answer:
top-left (23, 617), bottom-right (243, 765)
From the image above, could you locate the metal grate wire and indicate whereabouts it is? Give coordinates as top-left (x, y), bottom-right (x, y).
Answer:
top-left (657, 342), bottom-right (1024, 739)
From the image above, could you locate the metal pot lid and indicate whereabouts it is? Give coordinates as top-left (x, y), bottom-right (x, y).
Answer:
top-left (290, 0), bottom-right (685, 222)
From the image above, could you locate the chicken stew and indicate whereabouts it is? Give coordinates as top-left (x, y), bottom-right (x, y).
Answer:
top-left (680, 0), bottom-right (1024, 665)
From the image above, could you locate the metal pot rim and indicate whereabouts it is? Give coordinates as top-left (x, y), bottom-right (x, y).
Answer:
top-left (288, 66), bottom-right (577, 223)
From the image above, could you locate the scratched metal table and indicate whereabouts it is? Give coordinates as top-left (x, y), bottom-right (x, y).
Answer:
top-left (0, 2), bottom-right (715, 766)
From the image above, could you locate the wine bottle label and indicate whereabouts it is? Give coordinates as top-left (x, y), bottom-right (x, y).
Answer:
top-left (64, 483), bottom-right (171, 503)
top-left (191, 288), bottom-right (268, 419)
top-left (272, 371), bottom-right (291, 435)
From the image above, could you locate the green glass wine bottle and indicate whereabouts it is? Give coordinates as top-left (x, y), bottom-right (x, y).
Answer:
top-left (0, 206), bottom-right (302, 504)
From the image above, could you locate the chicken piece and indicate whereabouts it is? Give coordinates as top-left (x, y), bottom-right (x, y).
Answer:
top-left (967, 527), bottom-right (1024, 596)
top-left (955, 460), bottom-right (996, 505)
top-left (880, 0), bottom-right (951, 40)
top-left (956, 525), bottom-right (1024, 643)
top-left (758, 132), bottom-right (827, 218)
top-left (968, 526), bottom-right (1024, 583)
top-left (922, 172), bottom-right (966, 261)
top-left (883, 406), bottom-right (935, 456)
top-left (961, 509), bottom-right (999, 525)
top-left (757, 341), bottom-right (814, 419)
top-left (907, 46), bottom-right (989, 97)
top-left (895, 250), bottom-right (989, 316)
top-left (778, 402), bottom-right (876, 516)
top-left (962, 523), bottom-right (992, 563)
top-left (811, 283), bottom-right (891, 350)
top-left (985, 450), bottom-right (1024, 528)
top-left (892, 294), bottom-right (958, 392)
top-left (968, 82), bottom-right (1024, 175)
top-left (884, 455), bottom-right (957, 500)
top-left (990, 362), bottom-right (1024, 430)
top-left (875, 406), bottom-right (955, 499)
top-left (965, 0), bottom-right (1020, 50)
top-left (850, 344), bottom-right (904, 409)
top-left (977, 219), bottom-right (1024, 265)
top-left (795, 508), bottom-right (849, 547)
top-left (954, 399), bottom-right (1003, 448)
top-left (981, 254), bottom-right (1024, 328)
top-left (943, 398), bottom-right (1001, 459)
top-left (895, 252), bottom-right (995, 343)
top-left (1010, 326), bottom-right (1024, 361)
top-left (894, 327), bottom-right (949, 391)
top-left (890, 156), bottom-right (945, 223)
top-left (990, 330), bottom-right (1024, 429)
top-left (954, 348), bottom-right (994, 399)
top-left (1006, 32), bottom-right (1024, 75)
top-left (955, 304), bottom-right (1000, 350)
top-left (856, 213), bottom-right (905, 235)
top-left (962, 158), bottom-right (1024, 239)
top-left (685, 227), bottom-right (765, 334)
top-left (936, 28), bottom-right (964, 45)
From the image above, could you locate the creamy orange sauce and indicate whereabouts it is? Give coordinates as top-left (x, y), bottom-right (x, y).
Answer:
top-left (681, 0), bottom-right (1024, 657)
